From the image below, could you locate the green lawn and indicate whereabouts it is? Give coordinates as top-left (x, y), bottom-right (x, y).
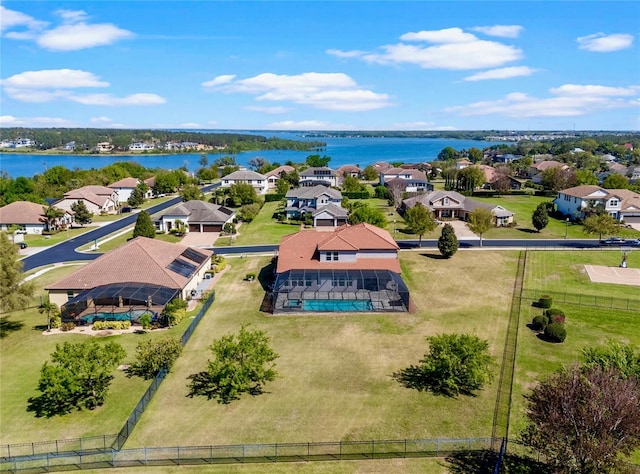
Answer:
top-left (0, 265), bottom-right (201, 444)
top-left (23, 226), bottom-right (100, 247)
top-left (125, 250), bottom-right (517, 447)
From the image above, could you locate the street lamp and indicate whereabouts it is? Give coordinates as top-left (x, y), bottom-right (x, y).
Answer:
top-left (393, 219), bottom-right (397, 235)
top-left (565, 217), bottom-right (569, 239)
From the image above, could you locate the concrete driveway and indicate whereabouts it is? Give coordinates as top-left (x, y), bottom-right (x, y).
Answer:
top-left (444, 220), bottom-right (480, 239)
top-left (180, 231), bottom-right (220, 247)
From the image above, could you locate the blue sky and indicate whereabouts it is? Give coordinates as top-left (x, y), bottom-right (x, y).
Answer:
top-left (1, 1), bottom-right (639, 131)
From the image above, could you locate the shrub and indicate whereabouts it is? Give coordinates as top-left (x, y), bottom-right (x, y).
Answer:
top-left (544, 322), bottom-right (567, 343)
top-left (92, 321), bottom-right (131, 331)
top-left (538, 295), bottom-right (553, 309)
top-left (212, 255), bottom-right (226, 272)
top-left (60, 322), bottom-right (75, 332)
top-left (164, 298), bottom-right (188, 327)
top-left (139, 313), bottom-right (152, 330)
top-left (50, 314), bottom-right (62, 329)
top-left (545, 308), bottom-right (565, 318)
top-left (531, 315), bottom-right (549, 331)
top-left (246, 273), bottom-right (256, 281)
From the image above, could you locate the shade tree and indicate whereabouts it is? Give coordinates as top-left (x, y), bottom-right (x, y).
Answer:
top-left (437, 223), bottom-right (459, 258)
top-left (404, 203), bottom-right (436, 246)
top-left (467, 207), bottom-right (494, 246)
top-left (132, 210), bottom-right (156, 238)
top-left (0, 232), bottom-right (35, 312)
top-left (531, 203), bottom-right (549, 232)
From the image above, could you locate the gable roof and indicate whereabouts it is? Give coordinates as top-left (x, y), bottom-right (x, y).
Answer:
top-left (299, 167), bottom-right (337, 177)
top-left (264, 165), bottom-right (295, 178)
top-left (336, 165), bottom-right (362, 175)
top-left (403, 191), bottom-right (513, 216)
top-left (0, 201), bottom-right (47, 225)
top-left (381, 168), bottom-right (428, 181)
top-left (162, 200), bottom-right (234, 223)
top-left (109, 177), bottom-right (140, 188)
top-left (46, 237), bottom-right (212, 291)
top-left (277, 223), bottom-right (400, 274)
top-left (532, 160), bottom-right (567, 171)
top-left (61, 189), bottom-right (111, 207)
top-left (286, 185), bottom-right (342, 200)
top-left (311, 203), bottom-right (349, 218)
top-left (224, 170), bottom-right (266, 181)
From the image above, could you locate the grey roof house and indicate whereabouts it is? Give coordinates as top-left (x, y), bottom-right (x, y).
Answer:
top-left (285, 185), bottom-right (347, 226)
top-left (156, 200), bottom-right (235, 233)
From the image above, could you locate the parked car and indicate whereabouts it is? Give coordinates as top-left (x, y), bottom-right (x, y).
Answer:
top-left (626, 238), bottom-right (640, 247)
top-left (600, 237), bottom-right (626, 246)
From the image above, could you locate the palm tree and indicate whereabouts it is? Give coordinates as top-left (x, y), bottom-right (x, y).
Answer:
top-left (39, 301), bottom-right (59, 331)
top-left (41, 205), bottom-right (64, 232)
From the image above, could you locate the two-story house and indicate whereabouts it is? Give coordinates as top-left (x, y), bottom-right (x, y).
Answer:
top-left (54, 185), bottom-right (119, 215)
top-left (108, 177), bottom-right (155, 202)
top-left (554, 185), bottom-right (640, 223)
top-left (220, 170), bottom-right (268, 195)
top-left (272, 223), bottom-right (410, 313)
top-left (264, 165), bottom-right (295, 189)
top-left (285, 185), bottom-right (347, 226)
top-left (379, 168), bottom-right (433, 193)
top-left (299, 167), bottom-right (338, 187)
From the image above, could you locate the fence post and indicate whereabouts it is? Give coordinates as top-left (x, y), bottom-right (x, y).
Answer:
top-left (307, 442), bottom-right (310, 462)
top-left (177, 446), bottom-right (180, 465)
top-left (371, 439), bottom-right (375, 459)
top-left (436, 438), bottom-right (439, 456)
top-left (404, 439), bottom-right (407, 458)
top-left (145, 447), bottom-right (148, 465)
top-left (56, 439), bottom-right (59, 454)
top-left (274, 443), bottom-right (278, 463)
top-left (339, 440), bottom-right (342, 459)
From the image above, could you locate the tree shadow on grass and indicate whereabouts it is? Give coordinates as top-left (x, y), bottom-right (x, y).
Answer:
top-left (420, 253), bottom-right (449, 260)
top-left (0, 316), bottom-right (24, 338)
top-left (517, 228), bottom-right (539, 234)
top-left (446, 450), bottom-right (551, 474)
top-left (392, 366), bottom-right (476, 398)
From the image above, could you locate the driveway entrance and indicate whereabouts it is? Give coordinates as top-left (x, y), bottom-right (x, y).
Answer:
top-left (180, 231), bottom-right (219, 247)
top-left (444, 220), bottom-right (479, 239)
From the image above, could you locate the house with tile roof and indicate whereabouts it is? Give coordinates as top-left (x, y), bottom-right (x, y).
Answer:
top-left (109, 177), bottom-right (154, 202)
top-left (554, 185), bottom-right (640, 223)
top-left (285, 185), bottom-right (346, 226)
top-left (528, 160), bottom-right (570, 184)
top-left (46, 237), bottom-right (212, 323)
top-left (272, 223), bottom-right (409, 313)
top-left (336, 165), bottom-right (363, 183)
top-left (0, 201), bottom-right (73, 234)
top-left (403, 190), bottom-right (514, 226)
top-left (264, 165), bottom-right (295, 188)
top-left (379, 168), bottom-right (433, 193)
top-left (220, 170), bottom-right (268, 194)
top-left (299, 167), bottom-right (338, 187)
top-left (53, 185), bottom-right (119, 215)
top-left (156, 200), bottom-right (235, 233)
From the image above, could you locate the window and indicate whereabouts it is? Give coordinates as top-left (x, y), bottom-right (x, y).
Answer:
top-left (610, 199), bottom-right (619, 207)
top-left (67, 290), bottom-right (74, 301)
top-left (333, 252), bottom-right (339, 261)
top-left (325, 251), bottom-right (339, 261)
top-left (444, 197), bottom-right (450, 205)
top-left (325, 252), bottom-right (332, 261)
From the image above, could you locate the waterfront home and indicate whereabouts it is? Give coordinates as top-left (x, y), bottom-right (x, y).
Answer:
top-left (45, 237), bottom-right (212, 323)
top-left (0, 201), bottom-right (73, 234)
top-left (272, 223), bottom-right (409, 313)
top-left (156, 200), bottom-right (235, 233)
top-left (299, 167), bottom-right (338, 187)
top-left (220, 170), bottom-right (268, 195)
top-left (336, 165), bottom-right (363, 181)
top-left (109, 177), bottom-right (154, 202)
top-left (265, 165), bottom-right (295, 188)
top-left (95, 142), bottom-right (114, 153)
top-left (128, 142), bottom-right (155, 152)
top-left (54, 185), bottom-right (119, 215)
top-left (554, 185), bottom-right (640, 223)
top-left (403, 191), bottom-right (514, 227)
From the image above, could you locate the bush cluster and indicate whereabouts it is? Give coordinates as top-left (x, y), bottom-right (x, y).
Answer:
top-left (538, 295), bottom-right (553, 309)
top-left (544, 322), bottom-right (567, 343)
top-left (531, 307), bottom-right (567, 343)
top-left (60, 322), bottom-right (75, 332)
top-left (164, 298), bottom-right (188, 326)
top-left (211, 255), bottom-right (226, 273)
top-left (92, 321), bottom-right (131, 331)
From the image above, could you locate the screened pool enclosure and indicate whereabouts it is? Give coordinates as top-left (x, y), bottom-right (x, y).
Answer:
top-left (272, 269), bottom-right (410, 313)
top-left (61, 283), bottom-right (179, 324)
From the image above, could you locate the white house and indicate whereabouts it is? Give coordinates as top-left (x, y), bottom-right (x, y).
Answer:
top-left (285, 185), bottom-right (347, 226)
top-left (264, 165), bottom-right (295, 188)
top-left (0, 201), bottom-right (73, 234)
top-left (554, 185), bottom-right (640, 223)
top-left (220, 170), bottom-right (268, 195)
top-left (379, 168), bottom-right (433, 193)
top-left (109, 177), bottom-right (154, 202)
top-left (54, 185), bottom-right (119, 215)
top-left (128, 142), bottom-right (155, 152)
top-left (299, 167), bottom-right (338, 187)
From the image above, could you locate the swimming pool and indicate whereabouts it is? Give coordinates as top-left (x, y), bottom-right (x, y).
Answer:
top-left (80, 309), bottom-right (156, 324)
top-left (301, 299), bottom-right (373, 312)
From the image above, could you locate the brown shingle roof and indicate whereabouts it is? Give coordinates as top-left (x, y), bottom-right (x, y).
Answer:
top-left (46, 237), bottom-right (212, 291)
top-left (109, 177), bottom-right (140, 188)
top-left (264, 165), bottom-right (295, 178)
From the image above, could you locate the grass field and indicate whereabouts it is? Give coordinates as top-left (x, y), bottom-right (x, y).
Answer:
top-left (125, 251), bottom-right (517, 447)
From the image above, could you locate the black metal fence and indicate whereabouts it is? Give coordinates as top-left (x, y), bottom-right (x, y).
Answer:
top-left (0, 435), bottom-right (115, 460)
top-left (520, 289), bottom-right (640, 312)
top-left (0, 437), bottom-right (499, 472)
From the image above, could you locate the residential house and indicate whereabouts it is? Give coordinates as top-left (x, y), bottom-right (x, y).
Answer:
top-left (456, 159), bottom-right (473, 170)
top-left (554, 185), bottom-right (640, 223)
top-left (95, 142), bottom-right (114, 153)
top-left (272, 223), bottom-right (410, 313)
top-left (403, 191), bottom-right (514, 226)
top-left (528, 160), bottom-right (569, 184)
top-left (264, 165), bottom-right (295, 189)
top-left (54, 185), bottom-right (119, 214)
top-left (128, 142), bottom-right (155, 152)
top-left (220, 170), bottom-right (268, 195)
top-left (299, 167), bottom-right (338, 187)
top-left (629, 167), bottom-right (640, 183)
top-left (336, 165), bottom-right (363, 182)
top-left (285, 185), bottom-right (347, 226)
top-left (45, 237), bottom-right (213, 323)
top-left (379, 168), bottom-right (433, 193)
top-left (0, 201), bottom-right (73, 234)
top-left (372, 161), bottom-right (393, 175)
top-left (155, 200), bottom-right (235, 233)
top-left (109, 177), bottom-right (154, 202)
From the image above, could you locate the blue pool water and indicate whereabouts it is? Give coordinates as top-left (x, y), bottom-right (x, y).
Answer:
top-left (80, 309), bottom-right (155, 323)
top-left (301, 299), bottom-right (373, 312)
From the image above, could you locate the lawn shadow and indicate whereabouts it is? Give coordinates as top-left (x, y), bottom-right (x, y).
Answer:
top-left (421, 253), bottom-right (449, 260)
top-left (257, 260), bottom-right (276, 292)
top-left (0, 316), bottom-right (25, 338)
top-left (392, 366), bottom-right (475, 397)
top-left (446, 449), bottom-right (551, 474)
top-left (517, 228), bottom-right (539, 234)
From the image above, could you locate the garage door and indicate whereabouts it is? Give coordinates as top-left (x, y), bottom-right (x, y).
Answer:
top-left (202, 224), bottom-right (223, 232)
top-left (624, 216), bottom-right (640, 223)
top-left (189, 224), bottom-right (200, 232)
top-left (315, 219), bottom-right (335, 227)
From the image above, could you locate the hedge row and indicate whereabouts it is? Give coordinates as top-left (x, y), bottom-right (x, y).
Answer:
top-left (92, 321), bottom-right (132, 331)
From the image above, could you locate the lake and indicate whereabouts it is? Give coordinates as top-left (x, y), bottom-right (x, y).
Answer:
top-left (0, 132), bottom-right (506, 178)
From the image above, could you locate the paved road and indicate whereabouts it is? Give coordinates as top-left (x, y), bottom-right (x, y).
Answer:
top-left (21, 184), bottom-right (219, 272)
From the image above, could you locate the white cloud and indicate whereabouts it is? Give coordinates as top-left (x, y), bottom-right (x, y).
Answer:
top-left (244, 106), bottom-right (291, 114)
top-left (1, 69), bottom-right (110, 89)
top-left (201, 75), bottom-right (236, 87)
top-left (464, 66), bottom-right (539, 81)
top-left (203, 72), bottom-right (393, 111)
top-left (338, 27), bottom-right (523, 70)
top-left (37, 23), bottom-right (134, 51)
top-left (472, 25), bottom-right (523, 38)
top-left (70, 93), bottom-right (166, 106)
top-left (444, 83), bottom-right (640, 118)
top-left (91, 116), bottom-right (114, 123)
top-left (0, 6), bottom-right (48, 34)
top-left (1, 6), bottom-right (133, 51)
top-left (577, 33), bottom-right (634, 52)
top-left (0, 115), bottom-right (76, 127)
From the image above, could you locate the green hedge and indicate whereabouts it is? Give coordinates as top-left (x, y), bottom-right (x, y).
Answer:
top-left (544, 322), bottom-right (567, 343)
top-left (265, 193), bottom-right (286, 202)
top-left (343, 191), bottom-right (371, 199)
top-left (92, 321), bottom-right (132, 331)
